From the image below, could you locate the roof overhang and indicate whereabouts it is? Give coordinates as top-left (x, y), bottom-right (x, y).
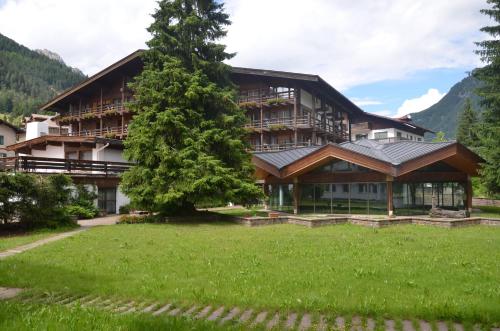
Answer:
top-left (7, 135), bottom-right (123, 154)
top-left (39, 50), bottom-right (145, 111)
top-left (253, 142), bottom-right (483, 180)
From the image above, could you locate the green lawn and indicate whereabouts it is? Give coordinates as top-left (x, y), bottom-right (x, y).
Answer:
top-left (0, 227), bottom-right (74, 252)
top-left (0, 223), bottom-right (499, 324)
top-left (0, 301), bottom-right (246, 331)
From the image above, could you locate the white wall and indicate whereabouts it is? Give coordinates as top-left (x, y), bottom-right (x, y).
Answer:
top-left (26, 122), bottom-right (49, 140)
top-left (117, 186), bottom-right (130, 212)
top-left (368, 128), bottom-right (423, 142)
top-left (30, 144), bottom-right (65, 158)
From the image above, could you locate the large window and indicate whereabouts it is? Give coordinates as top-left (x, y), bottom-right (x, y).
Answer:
top-left (393, 182), bottom-right (465, 215)
top-left (0, 135), bottom-right (4, 145)
top-left (298, 183), bottom-right (387, 215)
top-left (374, 131), bottom-right (388, 139)
top-left (268, 184), bottom-right (294, 213)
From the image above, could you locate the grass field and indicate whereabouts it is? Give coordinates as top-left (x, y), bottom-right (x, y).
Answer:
top-left (0, 301), bottom-right (245, 331)
top-left (0, 223), bottom-right (498, 325)
top-left (0, 227), bottom-right (74, 252)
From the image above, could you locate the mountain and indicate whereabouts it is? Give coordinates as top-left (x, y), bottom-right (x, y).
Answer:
top-left (411, 75), bottom-right (483, 139)
top-left (0, 33), bottom-right (86, 120)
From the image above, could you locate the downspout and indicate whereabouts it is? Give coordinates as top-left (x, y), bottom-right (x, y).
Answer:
top-left (95, 143), bottom-right (110, 162)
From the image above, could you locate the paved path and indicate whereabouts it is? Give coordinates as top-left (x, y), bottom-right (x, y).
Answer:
top-left (0, 215), bottom-right (119, 259)
top-left (1, 288), bottom-right (498, 331)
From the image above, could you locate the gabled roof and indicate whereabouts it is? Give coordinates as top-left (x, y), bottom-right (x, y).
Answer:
top-left (252, 140), bottom-right (482, 178)
top-left (7, 135), bottom-right (123, 153)
top-left (352, 111), bottom-right (433, 134)
top-left (39, 50), bottom-right (144, 111)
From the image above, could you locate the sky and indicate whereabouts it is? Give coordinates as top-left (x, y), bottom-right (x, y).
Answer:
top-left (0, 0), bottom-right (490, 117)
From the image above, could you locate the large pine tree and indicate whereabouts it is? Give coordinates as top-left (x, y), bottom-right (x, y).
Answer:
top-left (121, 0), bottom-right (262, 214)
top-left (474, 0), bottom-right (500, 196)
top-left (456, 98), bottom-right (480, 150)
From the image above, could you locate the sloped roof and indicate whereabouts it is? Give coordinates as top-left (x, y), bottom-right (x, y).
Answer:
top-left (253, 146), bottom-right (321, 170)
top-left (252, 139), bottom-right (480, 178)
top-left (339, 139), bottom-right (454, 165)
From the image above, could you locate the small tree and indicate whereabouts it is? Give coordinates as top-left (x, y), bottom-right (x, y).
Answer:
top-left (474, 0), bottom-right (500, 195)
top-left (121, 0), bottom-right (262, 215)
top-left (456, 98), bottom-right (480, 149)
top-left (432, 131), bottom-right (448, 142)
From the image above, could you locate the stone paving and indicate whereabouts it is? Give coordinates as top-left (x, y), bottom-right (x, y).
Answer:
top-left (1, 288), bottom-right (499, 331)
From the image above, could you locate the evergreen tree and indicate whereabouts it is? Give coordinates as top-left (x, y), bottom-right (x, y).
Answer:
top-left (456, 98), bottom-right (480, 149)
top-left (121, 0), bottom-right (262, 214)
top-left (474, 0), bottom-right (500, 195)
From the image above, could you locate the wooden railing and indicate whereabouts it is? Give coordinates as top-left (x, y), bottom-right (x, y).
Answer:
top-left (245, 116), bottom-right (318, 129)
top-left (251, 142), bottom-right (314, 152)
top-left (239, 89), bottom-right (296, 105)
top-left (63, 126), bottom-right (128, 138)
top-left (59, 103), bottom-right (131, 123)
top-left (0, 156), bottom-right (132, 177)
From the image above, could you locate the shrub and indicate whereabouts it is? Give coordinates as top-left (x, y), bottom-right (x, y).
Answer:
top-left (118, 215), bottom-right (147, 224)
top-left (65, 205), bottom-right (96, 220)
top-left (0, 173), bottom-right (75, 229)
top-left (477, 205), bottom-right (500, 214)
top-left (118, 204), bottom-right (131, 215)
top-left (70, 185), bottom-right (99, 218)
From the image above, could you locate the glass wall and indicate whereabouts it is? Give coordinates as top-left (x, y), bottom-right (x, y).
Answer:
top-left (298, 183), bottom-right (387, 215)
top-left (393, 182), bottom-right (466, 216)
top-left (268, 184), bottom-right (294, 213)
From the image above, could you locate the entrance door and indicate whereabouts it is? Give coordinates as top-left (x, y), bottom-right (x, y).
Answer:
top-left (98, 187), bottom-right (117, 214)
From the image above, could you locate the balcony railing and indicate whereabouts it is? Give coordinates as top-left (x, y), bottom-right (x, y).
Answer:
top-left (251, 142), bottom-right (314, 152)
top-left (63, 126), bottom-right (128, 138)
top-left (0, 156), bottom-right (132, 177)
top-left (245, 116), bottom-right (315, 129)
top-left (58, 103), bottom-right (131, 123)
top-left (239, 89), bottom-right (296, 106)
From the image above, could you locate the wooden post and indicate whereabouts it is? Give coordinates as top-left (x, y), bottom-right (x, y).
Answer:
top-left (293, 177), bottom-right (300, 215)
top-left (100, 88), bottom-right (103, 135)
top-left (260, 103), bottom-right (264, 147)
top-left (387, 176), bottom-right (394, 217)
top-left (312, 96), bottom-right (317, 144)
top-left (466, 175), bottom-right (473, 214)
top-left (293, 87), bottom-right (300, 147)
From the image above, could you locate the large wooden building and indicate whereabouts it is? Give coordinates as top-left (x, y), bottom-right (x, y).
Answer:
top-left (3, 50), bottom-right (483, 215)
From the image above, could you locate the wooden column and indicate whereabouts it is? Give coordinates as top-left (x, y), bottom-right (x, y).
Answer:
top-left (386, 176), bottom-right (394, 217)
top-left (293, 87), bottom-right (300, 147)
top-left (293, 177), bottom-right (300, 215)
top-left (466, 175), bottom-right (473, 214)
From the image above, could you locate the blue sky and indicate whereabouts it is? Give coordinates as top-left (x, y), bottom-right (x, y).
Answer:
top-left (0, 0), bottom-right (489, 117)
top-left (344, 67), bottom-right (473, 117)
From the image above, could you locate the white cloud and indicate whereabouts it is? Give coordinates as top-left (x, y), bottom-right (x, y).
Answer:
top-left (396, 88), bottom-right (445, 117)
top-left (351, 98), bottom-right (383, 107)
top-left (0, 0), bottom-right (156, 75)
top-left (0, 0), bottom-right (488, 87)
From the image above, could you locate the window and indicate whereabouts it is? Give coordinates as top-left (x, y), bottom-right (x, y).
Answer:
top-left (355, 134), bottom-right (368, 140)
top-left (396, 131), bottom-right (402, 138)
top-left (343, 184), bottom-right (349, 193)
top-left (0, 153), bottom-right (6, 158)
top-left (417, 138), bottom-right (422, 142)
top-left (0, 135), bottom-right (3, 145)
top-left (374, 131), bottom-right (388, 139)
top-left (332, 184), bottom-right (336, 192)
top-left (358, 184), bottom-right (364, 193)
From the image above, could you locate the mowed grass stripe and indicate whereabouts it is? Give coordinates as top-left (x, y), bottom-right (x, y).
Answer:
top-left (0, 223), bottom-right (498, 324)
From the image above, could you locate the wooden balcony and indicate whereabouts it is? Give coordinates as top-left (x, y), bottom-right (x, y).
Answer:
top-left (251, 142), bottom-right (314, 152)
top-left (0, 156), bottom-right (132, 177)
top-left (58, 103), bottom-right (130, 124)
top-left (63, 126), bottom-right (128, 139)
top-left (245, 116), bottom-right (315, 130)
top-left (239, 89), bottom-right (296, 108)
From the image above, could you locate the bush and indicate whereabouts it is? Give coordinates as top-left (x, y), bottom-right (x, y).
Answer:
top-left (118, 215), bottom-right (147, 224)
top-left (70, 185), bottom-right (99, 218)
top-left (0, 173), bottom-right (75, 229)
top-left (65, 205), bottom-right (97, 220)
top-left (118, 204), bottom-right (131, 215)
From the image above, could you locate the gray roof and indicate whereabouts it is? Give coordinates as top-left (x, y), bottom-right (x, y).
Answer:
top-left (253, 140), bottom-right (455, 169)
top-left (253, 146), bottom-right (321, 170)
top-left (339, 140), bottom-right (454, 165)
